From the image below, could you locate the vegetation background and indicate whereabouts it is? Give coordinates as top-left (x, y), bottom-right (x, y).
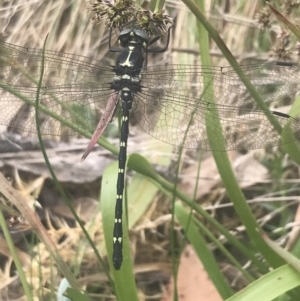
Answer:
top-left (0, 0), bottom-right (300, 300)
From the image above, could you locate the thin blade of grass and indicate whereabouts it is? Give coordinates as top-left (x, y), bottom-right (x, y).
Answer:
top-left (182, 0), bottom-right (300, 165)
top-left (127, 153), bottom-right (269, 273)
top-left (0, 173), bottom-right (77, 287)
top-left (184, 0), bottom-right (287, 269)
top-left (0, 80), bottom-right (118, 156)
top-left (190, 209), bottom-right (255, 283)
top-left (283, 95), bottom-right (300, 156)
top-left (268, 3), bottom-right (300, 40)
top-left (225, 265), bottom-right (300, 301)
top-left (35, 35), bottom-right (111, 287)
top-left (262, 234), bottom-right (300, 273)
top-left (0, 209), bottom-right (34, 301)
top-left (175, 202), bottom-right (233, 299)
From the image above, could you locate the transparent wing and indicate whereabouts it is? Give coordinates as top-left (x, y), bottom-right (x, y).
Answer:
top-left (1, 41), bottom-right (299, 151)
top-left (134, 63), bottom-right (300, 150)
top-left (0, 41), bottom-right (115, 137)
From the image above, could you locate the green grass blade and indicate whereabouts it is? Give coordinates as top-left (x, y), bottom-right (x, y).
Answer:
top-left (175, 202), bottom-right (233, 299)
top-left (127, 153), bottom-right (269, 273)
top-left (263, 234), bottom-right (300, 273)
top-left (126, 171), bottom-right (159, 229)
top-left (283, 95), bottom-right (300, 157)
top-left (0, 209), bottom-right (34, 301)
top-left (65, 288), bottom-right (92, 301)
top-left (225, 265), bottom-right (300, 301)
top-left (0, 81), bottom-right (118, 156)
top-left (182, 0), bottom-right (300, 165)
top-left (35, 35), bottom-right (111, 288)
top-left (183, 0), bottom-right (287, 268)
top-left (34, 35), bottom-right (80, 288)
top-left (268, 3), bottom-right (300, 40)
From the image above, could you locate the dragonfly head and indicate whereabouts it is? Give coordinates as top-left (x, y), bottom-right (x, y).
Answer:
top-left (118, 28), bottom-right (149, 49)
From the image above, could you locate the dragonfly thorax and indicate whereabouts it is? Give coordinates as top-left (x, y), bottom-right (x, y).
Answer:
top-left (115, 46), bottom-right (145, 71)
top-left (112, 31), bottom-right (144, 98)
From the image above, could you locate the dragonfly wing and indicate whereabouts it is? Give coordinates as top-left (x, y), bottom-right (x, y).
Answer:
top-left (0, 41), bottom-right (115, 138)
top-left (133, 63), bottom-right (300, 151)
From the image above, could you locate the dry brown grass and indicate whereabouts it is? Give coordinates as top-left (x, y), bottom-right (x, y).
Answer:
top-left (0, 0), bottom-right (299, 300)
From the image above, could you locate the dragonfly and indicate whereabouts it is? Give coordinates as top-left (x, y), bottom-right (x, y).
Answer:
top-left (0, 24), bottom-right (300, 270)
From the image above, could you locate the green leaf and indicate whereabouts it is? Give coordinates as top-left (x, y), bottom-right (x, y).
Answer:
top-left (263, 234), bottom-right (300, 273)
top-left (127, 169), bottom-right (159, 229)
top-left (127, 153), bottom-right (159, 181)
top-left (175, 202), bottom-right (233, 299)
top-left (65, 288), bottom-right (92, 301)
top-left (283, 95), bottom-right (300, 164)
top-left (182, 0), bottom-right (287, 268)
top-left (225, 265), bottom-right (300, 301)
